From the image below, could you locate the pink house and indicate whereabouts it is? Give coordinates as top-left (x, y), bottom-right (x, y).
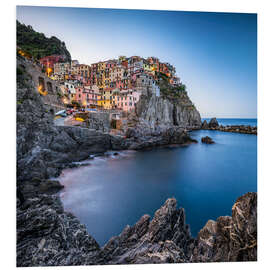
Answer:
top-left (116, 80), bottom-right (125, 90)
top-left (84, 85), bottom-right (100, 107)
top-left (75, 86), bottom-right (87, 106)
top-left (115, 90), bottom-right (141, 112)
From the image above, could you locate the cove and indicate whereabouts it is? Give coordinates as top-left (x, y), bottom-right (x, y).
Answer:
top-left (58, 129), bottom-right (257, 246)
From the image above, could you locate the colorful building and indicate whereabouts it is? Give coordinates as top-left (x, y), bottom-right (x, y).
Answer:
top-left (115, 89), bottom-right (141, 112)
top-left (39, 55), bottom-right (65, 75)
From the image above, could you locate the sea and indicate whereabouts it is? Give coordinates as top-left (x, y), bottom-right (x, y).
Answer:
top-left (58, 118), bottom-right (257, 246)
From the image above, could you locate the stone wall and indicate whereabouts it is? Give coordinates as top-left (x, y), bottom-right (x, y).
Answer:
top-left (85, 111), bottom-right (111, 132)
top-left (17, 56), bottom-right (65, 113)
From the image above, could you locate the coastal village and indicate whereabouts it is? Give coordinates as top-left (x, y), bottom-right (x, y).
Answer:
top-left (16, 18), bottom-right (257, 267)
top-left (18, 50), bottom-right (181, 113)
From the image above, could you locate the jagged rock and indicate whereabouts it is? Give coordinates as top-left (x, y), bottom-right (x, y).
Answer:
top-left (101, 198), bottom-right (193, 264)
top-left (201, 120), bottom-right (208, 129)
top-left (17, 195), bottom-right (101, 267)
top-left (201, 136), bottom-right (215, 144)
top-left (17, 190), bottom-right (257, 266)
top-left (208, 117), bottom-right (219, 128)
top-left (191, 192), bottom-right (257, 262)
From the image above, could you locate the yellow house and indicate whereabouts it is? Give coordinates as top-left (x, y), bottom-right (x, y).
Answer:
top-left (143, 62), bottom-right (155, 76)
top-left (97, 61), bottom-right (106, 72)
top-left (97, 89), bottom-right (115, 109)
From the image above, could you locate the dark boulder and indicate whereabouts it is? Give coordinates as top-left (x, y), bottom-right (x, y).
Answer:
top-left (208, 117), bottom-right (219, 128)
top-left (201, 136), bottom-right (215, 144)
top-left (201, 120), bottom-right (208, 129)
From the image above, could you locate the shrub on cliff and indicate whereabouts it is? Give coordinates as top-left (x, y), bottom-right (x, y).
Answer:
top-left (16, 20), bottom-right (71, 61)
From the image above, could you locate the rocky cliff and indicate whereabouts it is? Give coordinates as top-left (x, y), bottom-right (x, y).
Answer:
top-left (135, 84), bottom-right (201, 130)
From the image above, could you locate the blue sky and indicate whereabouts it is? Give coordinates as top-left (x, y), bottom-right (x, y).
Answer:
top-left (17, 6), bottom-right (257, 118)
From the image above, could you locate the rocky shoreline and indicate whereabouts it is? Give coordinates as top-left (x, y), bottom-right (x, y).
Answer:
top-left (16, 58), bottom-right (257, 266)
top-left (201, 118), bottom-right (257, 135)
top-left (17, 191), bottom-right (257, 266)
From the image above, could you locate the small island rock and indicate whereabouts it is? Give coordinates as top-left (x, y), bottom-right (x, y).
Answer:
top-left (201, 120), bottom-right (208, 129)
top-left (208, 117), bottom-right (219, 128)
top-left (201, 136), bottom-right (215, 144)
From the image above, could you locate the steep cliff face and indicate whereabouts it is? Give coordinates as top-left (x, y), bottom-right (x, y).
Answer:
top-left (135, 87), bottom-right (201, 130)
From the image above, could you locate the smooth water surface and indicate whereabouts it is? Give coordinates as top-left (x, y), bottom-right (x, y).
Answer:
top-left (59, 122), bottom-right (257, 246)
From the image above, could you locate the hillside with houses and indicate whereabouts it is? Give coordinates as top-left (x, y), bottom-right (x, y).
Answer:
top-left (38, 54), bottom-right (182, 112)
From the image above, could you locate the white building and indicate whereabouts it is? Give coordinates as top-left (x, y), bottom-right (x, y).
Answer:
top-left (54, 62), bottom-right (70, 75)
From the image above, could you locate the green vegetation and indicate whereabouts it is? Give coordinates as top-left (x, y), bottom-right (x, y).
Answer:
top-left (157, 73), bottom-right (187, 100)
top-left (156, 72), bottom-right (169, 82)
top-left (174, 84), bottom-right (186, 92)
top-left (16, 20), bottom-right (71, 61)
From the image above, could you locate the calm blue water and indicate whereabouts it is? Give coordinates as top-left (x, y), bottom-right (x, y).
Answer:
top-left (59, 119), bottom-right (257, 246)
top-left (202, 118), bottom-right (257, 127)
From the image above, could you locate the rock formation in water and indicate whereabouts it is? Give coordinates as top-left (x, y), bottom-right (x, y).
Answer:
top-left (191, 192), bottom-right (257, 262)
top-left (201, 118), bottom-right (257, 135)
top-left (208, 117), bottom-right (219, 128)
top-left (100, 198), bottom-right (194, 264)
top-left (201, 120), bottom-right (208, 129)
top-left (201, 136), bottom-right (215, 144)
